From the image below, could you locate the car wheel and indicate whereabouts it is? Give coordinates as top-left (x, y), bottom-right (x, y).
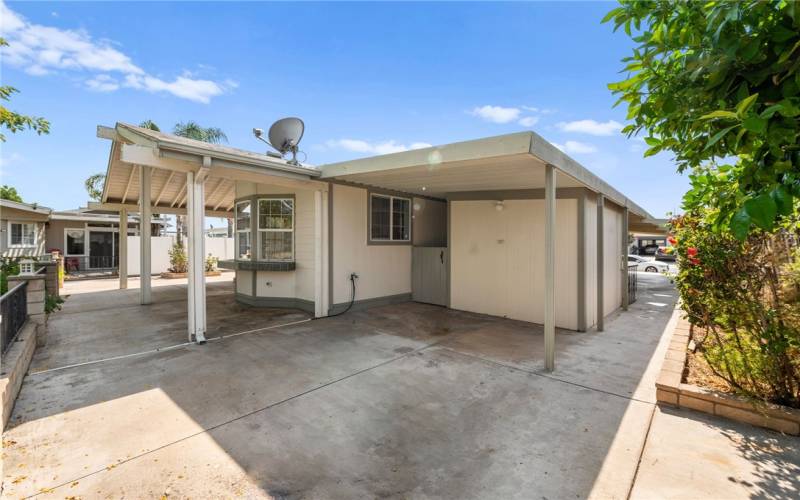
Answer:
top-left (645, 266), bottom-right (658, 273)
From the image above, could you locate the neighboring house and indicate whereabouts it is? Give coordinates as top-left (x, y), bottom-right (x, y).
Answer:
top-left (47, 209), bottom-right (169, 272)
top-left (95, 122), bottom-right (665, 372)
top-left (205, 226), bottom-right (230, 238)
top-left (0, 199), bottom-right (52, 258)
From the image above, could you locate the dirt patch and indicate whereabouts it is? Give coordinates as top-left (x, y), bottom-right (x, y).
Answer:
top-left (684, 349), bottom-right (735, 394)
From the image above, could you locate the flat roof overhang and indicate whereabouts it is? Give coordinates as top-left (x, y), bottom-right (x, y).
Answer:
top-left (320, 130), bottom-right (663, 233)
top-left (93, 122), bottom-right (325, 217)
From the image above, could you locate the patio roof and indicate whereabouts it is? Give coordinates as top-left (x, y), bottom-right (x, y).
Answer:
top-left (93, 122), bottom-right (322, 217)
top-left (319, 131), bottom-right (662, 232)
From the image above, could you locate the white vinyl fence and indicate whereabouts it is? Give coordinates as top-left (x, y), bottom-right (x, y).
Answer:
top-left (126, 236), bottom-right (234, 275)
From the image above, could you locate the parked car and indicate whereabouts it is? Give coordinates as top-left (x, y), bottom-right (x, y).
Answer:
top-left (655, 246), bottom-right (677, 262)
top-left (628, 255), bottom-right (670, 273)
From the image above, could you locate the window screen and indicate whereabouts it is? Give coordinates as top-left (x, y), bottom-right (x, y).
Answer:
top-left (370, 194), bottom-right (411, 242)
top-left (258, 198), bottom-right (294, 261)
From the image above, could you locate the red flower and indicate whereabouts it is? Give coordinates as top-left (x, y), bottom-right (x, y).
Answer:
top-left (687, 247), bottom-right (698, 257)
top-left (667, 236), bottom-right (677, 246)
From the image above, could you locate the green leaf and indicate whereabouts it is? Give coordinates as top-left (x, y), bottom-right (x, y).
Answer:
top-left (700, 110), bottom-right (738, 120)
top-left (770, 186), bottom-right (794, 216)
top-left (644, 136), bottom-right (661, 146)
top-left (744, 194), bottom-right (777, 230)
top-left (729, 208), bottom-right (751, 240)
top-left (760, 104), bottom-right (784, 119)
top-left (705, 125), bottom-right (737, 150)
top-left (742, 116), bottom-right (767, 134)
top-left (735, 93), bottom-right (759, 117)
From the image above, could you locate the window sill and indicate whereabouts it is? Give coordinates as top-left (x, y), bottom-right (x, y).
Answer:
top-left (218, 259), bottom-right (296, 271)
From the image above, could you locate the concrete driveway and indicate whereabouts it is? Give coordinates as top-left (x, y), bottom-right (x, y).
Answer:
top-left (3, 274), bottom-right (677, 499)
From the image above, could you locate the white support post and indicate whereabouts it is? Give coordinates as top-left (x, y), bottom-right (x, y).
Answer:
top-left (621, 206), bottom-right (629, 311)
top-left (119, 208), bottom-right (128, 289)
top-left (544, 164), bottom-right (556, 372)
top-left (314, 190), bottom-right (324, 318)
top-left (186, 170), bottom-right (207, 343)
top-left (139, 166), bottom-right (152, 304)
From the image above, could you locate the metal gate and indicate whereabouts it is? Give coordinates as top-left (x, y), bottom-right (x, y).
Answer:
top-left (627, 263), bottom-right (638, 305)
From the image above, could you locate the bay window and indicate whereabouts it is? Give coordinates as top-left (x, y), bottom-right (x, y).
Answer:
top-left (258, 198), bottom-right (294, 261)
top-left (235, 200), bottom-right (251, 260)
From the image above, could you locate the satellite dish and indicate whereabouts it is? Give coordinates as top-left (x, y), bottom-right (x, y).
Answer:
top-left (268, 117), bottom-right (304, 165)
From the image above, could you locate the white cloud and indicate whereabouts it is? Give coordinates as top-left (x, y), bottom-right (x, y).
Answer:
top-left (0, 1), bottom-right (231, 103)
top-left (86, 74), bottom-right (119, 92)
top-left (556, 119), bottom-right (622, 136)
top-left (518, 116), bottom-right (539, 127)
top-left (470, 105), bottom-right (521, 124)
top-left (550, 140), bottom-right (597, 154)
top-left (325, 139), bottom-right (432, 155)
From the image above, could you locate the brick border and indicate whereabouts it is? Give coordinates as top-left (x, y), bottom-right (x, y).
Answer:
top-left (656, 315), bottom-right (800, 435)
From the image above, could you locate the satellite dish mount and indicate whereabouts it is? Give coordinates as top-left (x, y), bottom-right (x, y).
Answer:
top-left (253, 117), bottom-right (305, 165)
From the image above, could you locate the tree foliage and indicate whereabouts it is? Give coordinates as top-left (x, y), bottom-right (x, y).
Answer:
top-left (139, 119), bottom-right (160, 131)
top-left (605, 1), bottom-right (800, 238)
top-left (0, 185), bottom-right (23, 202)
top-left (0, 38), bottom-right (50, 142)
top-left (84, 173), bottom-right (105, 201)
top-left (173, 121), bottom-right (227, 144)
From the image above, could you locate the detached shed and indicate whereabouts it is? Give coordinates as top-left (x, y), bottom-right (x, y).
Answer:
top-left (94, 124), bottom-right (662, 371)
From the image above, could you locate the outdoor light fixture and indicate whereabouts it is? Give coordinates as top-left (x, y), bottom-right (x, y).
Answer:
top-left (495, 201), bottom-right (505, 212)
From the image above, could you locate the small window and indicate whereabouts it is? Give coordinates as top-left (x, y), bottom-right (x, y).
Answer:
top-left (258, 198), bottom-right (294, 261)
top-left (9, 222), bottom-right (36, 247)
top-left (370, 194), bottom-right (410, 242)
top-left (66, 229), bottom-right (85, 255)
top-left (235, 200), bottom-right (252, 260)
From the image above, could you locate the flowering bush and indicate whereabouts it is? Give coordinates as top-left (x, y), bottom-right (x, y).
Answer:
top-left (168, 242), bottom-right (188, 274)
top-left (672, 212), bottom-right (800, 407)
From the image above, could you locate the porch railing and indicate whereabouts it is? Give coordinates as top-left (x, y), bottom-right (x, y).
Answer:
top-left (627, 263), bottom-right (638, 305)
top-left (63, 255), bottom-right (119, 274)
top-left (1, 281), bottom-right (28, 354)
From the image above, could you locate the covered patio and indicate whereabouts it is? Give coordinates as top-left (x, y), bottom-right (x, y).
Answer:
top-left (92, 123), bottom-right (331, 343)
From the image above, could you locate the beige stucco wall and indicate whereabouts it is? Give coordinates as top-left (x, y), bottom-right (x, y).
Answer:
top-left (450, 198), bottom-right (579, 330)
top-left (0, 207), bottom-right (47, 257)
top-left (331, 183), bottom-right (412, 305)
top-left (602, 203), bottom-right (623, 317)
top-left (45, 219), bottom-right (86, 254)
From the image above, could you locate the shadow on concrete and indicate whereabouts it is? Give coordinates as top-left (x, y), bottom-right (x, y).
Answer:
top-left (3, 274), bottom-right (678, 498)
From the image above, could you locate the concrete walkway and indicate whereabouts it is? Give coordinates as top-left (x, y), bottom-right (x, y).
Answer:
top-left (1, 273), bottom-right (694, 498)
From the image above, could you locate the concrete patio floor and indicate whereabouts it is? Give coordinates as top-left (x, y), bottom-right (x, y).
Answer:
top-left (4, 273), bottom-right (687, 498)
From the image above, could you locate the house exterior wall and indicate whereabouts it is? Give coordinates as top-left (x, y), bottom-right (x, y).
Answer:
top-left (602, 203), bottom-right (624, 317)
top-left (584, 192), bottom-right (598, 329)
top-left (450, 198), bottom-right (579, 330)
top-left (0, 207), bottom-right (47, 257)
top-left (46, 219), bottom-right (86, 254)
top-left (331, 183), bottom-right (412, 306)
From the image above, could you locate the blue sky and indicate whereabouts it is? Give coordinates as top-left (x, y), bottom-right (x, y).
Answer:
top-left (0, 1), bottom-right (687, 218)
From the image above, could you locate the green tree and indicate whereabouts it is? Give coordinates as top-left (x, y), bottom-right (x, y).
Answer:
top-left (0, 185), bottom-right (23, 202)
top-left (604, 1), bottom-right (800, 238)
top-left (0, 39), bottom-right (50, 142)
top-left (84, 173), bottom-right (105, 201)
top-left (173, 121), bottom-right (227, 144)
top-left (139, 119), bottom-right (160, 132)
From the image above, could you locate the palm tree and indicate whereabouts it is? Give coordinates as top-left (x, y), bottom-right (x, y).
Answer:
top-left (172, 121), bottom-right (227, 144)
top-left (139, 119), bottom-right (160, 131)
top-left (170, 122), bottom-right (228, 242)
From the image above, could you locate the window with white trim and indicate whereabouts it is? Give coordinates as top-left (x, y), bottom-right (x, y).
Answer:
top-left (65, 229), bottom-right (85, 255)
top-left (370, 194), bottom-right (410, 242)
top-left (9, 222), bottom-right (36, 247)
top-left (235, 200), bottom-right (251, 260)
top-left (258, 198), bottom-right (294, 261)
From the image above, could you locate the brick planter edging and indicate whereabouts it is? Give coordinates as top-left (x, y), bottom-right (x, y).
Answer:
top-left (656, 315), bottom-right (800, 435)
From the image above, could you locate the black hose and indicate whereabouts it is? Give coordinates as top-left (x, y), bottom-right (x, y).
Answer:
top-left (316, 273), bottom-right (357, 319)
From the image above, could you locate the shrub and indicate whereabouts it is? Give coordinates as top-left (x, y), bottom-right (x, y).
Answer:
top-left (168, 242), bottom-right (188, 274)
top-left (45, 293), bottom-right (64, 314)
top-left (672, 212), bottom-right (800, 408)
top-left (205, 254), bottom-right (218, 272)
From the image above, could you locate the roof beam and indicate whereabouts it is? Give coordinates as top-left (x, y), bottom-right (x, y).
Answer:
top-left (88, 202), bottom-right (232, 218)
top-left (154, 171), bottom-right (175, 206)
top-left (120, 144), bottom-right (198, 173)
top-left (171, 183), bottom-right (187, 208)
top-left (121, 165), bottom-right (138, 204)
top-left (213, 181), bottom-right (234, 211)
